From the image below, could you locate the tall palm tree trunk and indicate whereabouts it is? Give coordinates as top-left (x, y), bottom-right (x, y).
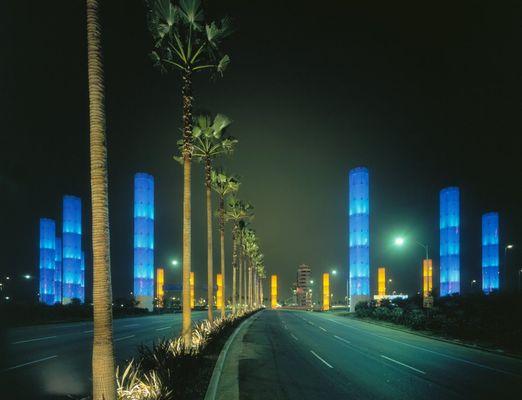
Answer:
top-left (86, 1), bottom-right (116, 399)
top-left (205, 160), bottom-right (213, 322)
top-left (219, 197), bottom-right (226, 318)
top-left (247, 262), bottom-right (251, 307)
top-left (181, 70), bottom-right (193, 347)
top-left (231, 226), bottom-right (238, 313)
top-left (238, 245), bottom-right (243, 308)
top-left (243, 258), bottom-right (247, 309)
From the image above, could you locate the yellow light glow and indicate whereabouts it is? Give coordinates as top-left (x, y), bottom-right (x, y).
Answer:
top-left (190, 271), bottom-right (195, 309)
top-left (322, 273), bottom-right (330, 311)
top-left (423, 259), bottom-right (433, 296)
top-left (378, 267), bottom-right (386, 296)
top-left (156, 267), bottom-right (164, 308)
top-left (271, 275), bottom-right (277, 309)
top-left (216, 273), bottom-right (223, 309)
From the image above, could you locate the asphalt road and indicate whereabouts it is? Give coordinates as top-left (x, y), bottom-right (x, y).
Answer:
top-left (1, 311), bottom-right (214, 399)
top-left (233, 310), bottom-right (522, 400)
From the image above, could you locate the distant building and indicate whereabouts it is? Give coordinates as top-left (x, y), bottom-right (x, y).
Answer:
top-left (296, 264), bottom-right (312, 308)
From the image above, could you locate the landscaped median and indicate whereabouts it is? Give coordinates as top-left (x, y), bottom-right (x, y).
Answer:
top-left (349, 293), bottom-right (522, 357)
top-left (116, 308), bottom-right (262, 400)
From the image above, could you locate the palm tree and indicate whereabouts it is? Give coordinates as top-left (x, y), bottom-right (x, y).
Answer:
top-left (147, 0), bottom-right (232, 346)
top-left (191, 114), bottom-right (236, 322)
top-left (225, 197), bottom-right (253, 312)
top-left (86, 1), bottom-right (116, 399)
top-left (242, 228), bottom-right (259, 308)
top-left (211, 169), bottom-right (239, 317)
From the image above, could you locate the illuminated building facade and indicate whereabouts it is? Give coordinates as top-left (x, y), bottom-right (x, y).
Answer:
top-left (322, 273), bottom-right (330, 311)
top-left (216, 273), bottom-right (223, 309)
top-left (54, 237), bottom-right (62, 304)
top-left (482, 212), bottom-right (499, 294)
top-left (296, 264), bottom-right (312, 308)
top-left (440, 187), bottom-right (460, 296)
top-left (349, 167), bottom-right (370, 311)
top-left (377, 267), bottom-right (386, 297)
top-left (62, 195), bottom-right (83, 303)
top-left (133, 173), bottom-right (154, 311)
top-left (271, 275), bottom-right (278, 309)
top-left (156, 267), bottom-right (165, 307)
top-left (39, 218), bottom-right (56, 305)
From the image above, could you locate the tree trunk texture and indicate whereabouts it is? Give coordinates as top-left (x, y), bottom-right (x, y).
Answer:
top-left (86, 1), bottom-right (116, 398)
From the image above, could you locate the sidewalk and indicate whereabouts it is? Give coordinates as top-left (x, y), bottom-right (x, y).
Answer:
top-left (211, 310), bottom-right (264, 400)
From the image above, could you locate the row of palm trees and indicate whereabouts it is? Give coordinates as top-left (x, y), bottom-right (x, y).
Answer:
top-left (85, 1), bottom-right (264, 399)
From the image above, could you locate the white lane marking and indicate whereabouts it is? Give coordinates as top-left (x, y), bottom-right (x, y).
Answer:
top-left (12, 336), bottom-right (57, 344)
top-left (122, 324), bottom-right (140, 328)
top-left (115, 335), bottom-right (135, 342)
top-left (3, 355), bottom-right (58, 371)
top-left (291, 334), bottom-right (299, 341)
top-left (319, 326), bottom-right (327, 332)
top-left (310, 350), bottom-right (333, 368)
top-left (83, 330), bottom-right (94, 333)
top-left (381, 355), bottom-right (426, 374)
top-left (156, 326), bottom-right (171, 331)
top-left (323, 317), bottom-right (521, 377)
top-left (334, 335), bottom-right (351, 345)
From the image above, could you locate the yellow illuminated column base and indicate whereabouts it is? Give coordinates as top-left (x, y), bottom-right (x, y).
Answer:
top-left (190, 271), bottom-right (195, 309)
top-left (216, 273), bottom-right (223, 309)
top-left (322, 273), bottom-right (330, 311)
top-left (271, 275), bottom-right (278, 309)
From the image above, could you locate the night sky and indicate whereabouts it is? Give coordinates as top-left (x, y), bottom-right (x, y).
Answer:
top-left (1, 0), bottom-right (521, 303)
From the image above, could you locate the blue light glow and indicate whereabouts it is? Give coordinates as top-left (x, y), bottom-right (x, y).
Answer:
top-left (440, 187), bottom-right (460, 296)
top-left (482, 212), bottom-right (499, 294)
top-left (62, 195), bottom-right (83, 303)
top-left (54, 237), bottom-right (62, 304)
top-left (39, 218), bottom-right (56, 305)
top-left (134, 173), bottom-right (154, 297)
top-left (349, 167), bottom-right (370, 297)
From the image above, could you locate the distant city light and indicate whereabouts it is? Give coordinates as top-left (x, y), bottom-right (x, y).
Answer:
top-left (394, 237), bottom-right (405, 246)
top-left (5, 296), bottom-right (10, 300)
top-left (5, 276), bottom-right (10, 280)
top-left (23, 274), bottom-right (31, 280)
top-left (506, 244), bottom-right (514, 249)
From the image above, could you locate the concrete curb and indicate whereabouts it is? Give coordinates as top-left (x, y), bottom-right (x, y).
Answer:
top-left (344, 315), bottom-right (522, 360)
top-left (204, 310), bottom-right (262, 400)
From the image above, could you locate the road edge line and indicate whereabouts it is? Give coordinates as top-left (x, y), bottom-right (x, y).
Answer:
top-left (204, 310), bottom-right (263, 400)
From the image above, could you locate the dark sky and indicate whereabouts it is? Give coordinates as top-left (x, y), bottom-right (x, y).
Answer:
top-left (1, 0), bottom-right (521, 303)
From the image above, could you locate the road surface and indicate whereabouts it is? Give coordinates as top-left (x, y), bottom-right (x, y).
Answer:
top-left (1, 311), bottom-right (213, 399)
top-left (217, 310), bottom-right (522, 400)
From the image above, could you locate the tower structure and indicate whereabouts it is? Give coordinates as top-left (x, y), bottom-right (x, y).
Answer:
top-left (54, 237), bottom-right (62, 304)
top-left (322, 272), bottom-right (330, 311)
top-left (377, 267), bottom-right (386, 297)
top-left (296, 264), bottom-right (312, 308)
top-left (39, 218), bottom-right (56, 305)
top-left (133, 173), bottom-right (154, 311)
top-left (349, 167), bottom-right (370, 311)
top-left (62, 195), bottom-right (82, 303)
top-left (482, 212), bottom-right (499, 294)
top-left (440, 187), bottom-right (460, 296)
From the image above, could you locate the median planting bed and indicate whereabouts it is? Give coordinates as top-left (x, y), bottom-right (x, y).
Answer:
top-left (352, 293), bottom-right (522, 356)
top-left (117, 308), bottom-right (260, 400)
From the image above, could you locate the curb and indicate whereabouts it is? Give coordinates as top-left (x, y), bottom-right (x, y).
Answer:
top-left (204, 310), bottom-right (262, 400)
top-left (344, 314), bottom-right (522, 360)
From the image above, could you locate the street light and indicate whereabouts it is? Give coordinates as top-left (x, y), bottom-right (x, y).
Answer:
top-left (331, 269), bottom-right (337, 275)
top-left (394, 236), bottom-right (429, 259)
top-left (23, 274), bottom-right (32, 280)
top-left (171, 259), bottom-right (179, 266)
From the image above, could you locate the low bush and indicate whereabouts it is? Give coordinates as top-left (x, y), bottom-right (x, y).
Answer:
top-left (117, 308), bottom-right (260, 400)
top-left (352, 293), bottom-right (522, 353)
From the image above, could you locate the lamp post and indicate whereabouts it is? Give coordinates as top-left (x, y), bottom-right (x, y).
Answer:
top-left (504, 245), bottom-right (514, 290)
